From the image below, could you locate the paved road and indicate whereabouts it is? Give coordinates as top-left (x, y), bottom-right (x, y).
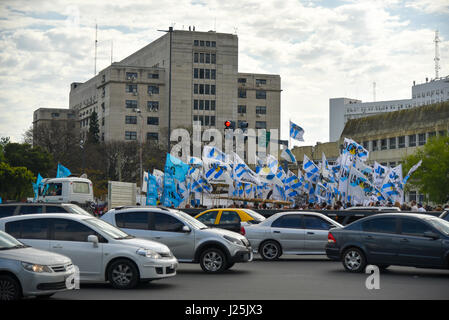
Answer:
top-left (55, 255), bottom-right (449, 300)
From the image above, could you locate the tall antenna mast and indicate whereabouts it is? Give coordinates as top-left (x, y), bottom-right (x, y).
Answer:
top-left (434, 30), bottom-right (440, 79)
top-left (373, 81), bottom-right (376, 102)
top-left (94, 23), bottom-right (98, 75)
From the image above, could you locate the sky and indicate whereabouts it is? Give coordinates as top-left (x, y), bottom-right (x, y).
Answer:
top-left (0, 0), bottom-right (448, 147)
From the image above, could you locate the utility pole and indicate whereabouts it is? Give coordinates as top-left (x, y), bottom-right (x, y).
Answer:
top-left (434, 30), bottom-right (440, 79)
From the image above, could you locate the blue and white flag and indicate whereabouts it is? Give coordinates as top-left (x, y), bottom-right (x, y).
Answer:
top-left (256, 155), bottom-right (278, 182)
top-left (342, 138), bottom-right (369, 161)
top-left (203, 145), bottom-right (229, 164)
top-left (303, 155), bottom-right (319, 181)
top-left (403, 160), bottom-right (422, 184)
top-left (145, 173), bottom-right (158, 206)
top-left (281, 148), bottom-right (297, 163)
top-left (56, 164), bottom-right (71, 178)
top-left (165, 154), bottom-right (189, 182)
top-left (290, 121), bottom-right (304, 142)
top-left (232, 153), bottom-right (260, 185)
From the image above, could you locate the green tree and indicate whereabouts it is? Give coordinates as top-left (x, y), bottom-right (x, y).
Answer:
top-left (88, 111), bottom-right (100, 144)
top-left (3, 143), bottom-right (53, 177)
top-left (403, 135), bottom-right (449, 204)
top-left (0, 162), bottom-right (34, 201)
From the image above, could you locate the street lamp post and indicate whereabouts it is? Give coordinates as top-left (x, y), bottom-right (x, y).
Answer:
top-left (134, 108), bottom-right (143, 188)
top-left (80, 139), bottom-right (85, 173)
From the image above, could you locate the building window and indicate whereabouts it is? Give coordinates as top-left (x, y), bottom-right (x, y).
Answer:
top-left (428, 131), bottom-right (436, 140)
top-left (125, 131), bottom-right (137, 140)
top-left (126, 84), bottom-right (137, 93)
top-left (409, 134), bottom-right (416, 147)
top-left (198, 115), bottom-right (204, 125)
top-left (398, 136), bottom-right (405, 148)
top-left (199, 100), bottom-right (204, 110)
top-left (199, 68), bottom-right (204, 79)
top-left (126, 100), bottom-right (138, 109)
top-left (194, 40), bottom-right (199, 46)
top-left (439, 130), bottom-right (447, 136)
top-left (211, 100), bottom-right (216, 110)
top-left (200, 40), bottom-right (204, 46)
top-left (194, 100), bottom-right (198, 110)
top-left (205, 116), bottom-right (210, 126)
top-left (238, 88), bottom-right (247, 98)
top-left (205, 100), bottom-right (210, 110)
top-left (205, 84), bottom-right (210, 95)
top-left (418, 133), bottom-right (426, 146)
top-left (147, 101), bottom-right (159, 112)
top-left (256, 90), bottom-right (267, 99)
top-left (256, 106), bottom-right (266, 115)
top-left (389, 161), bottom-right (396, 167)
top-left (147, 132), bottom-right (158, 140)
top-left (125, 116), bottom-right (137, 124)
top-left (211, 69), bottom-right (216, 79)
top-left (205, 53), bottom-right (210, 63)
top-left (147, 117), bottom-right (159, 125)
top-left (238, 78), bottom-right (246, 83)
top-left (211, 54), bottom-right (216, 64)
top-left (381, 139), bottom-right (387, 150)
top-left (389, 137), bottom-right (396, 149)
top-left (238, 105), bottom-right (246, 114)
top-left (194, 53), bottom-right (198, 63)
top-left (126, 72), bottom-right (138, 80)
top-left (362, 141), bottom-right (369, 150)
top-left (211, 41), bottom-right (216, 47)
top-left (199, 84), bottom-right (204, 94)
top-left (372, 140), bottom-right (378, 151)
top-left (256, 79), bottom-right (267, 85)
top-left (200, 53), bottom-right (204, 63)
top-left (210, 116), bottom-right (216, 126)
top-left (206, 41), bottom-right (210, 47)
top-left (211, 85), bottom-right (215, 95)
top-left (148, 85), bottom-right (159, 94)
top-left (205, 69), bottom-right (210, 79)
top-left (194, 84), bottom-right (198, 94)
top-left (256, 121), bottom-right (266, 129)
top-left (51, 113), bottom-right (60, 117)
top-left (194, 68), bottom-right (198, 79)
top-left (148, 73), bottom-right (159, 79)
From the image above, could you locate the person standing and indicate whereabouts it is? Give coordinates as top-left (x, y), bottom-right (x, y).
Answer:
top-left (410, 200), bottom-right (418, 212)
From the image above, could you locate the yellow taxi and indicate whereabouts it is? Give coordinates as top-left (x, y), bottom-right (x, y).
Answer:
top-left (195, 208), bottom-right (266, 234)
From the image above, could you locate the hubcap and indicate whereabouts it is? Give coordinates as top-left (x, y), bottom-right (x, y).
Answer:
top-left (112, 264), bottom-right (133, 286)
top-left (262, 243), bottom-right (278, 259)
top-left (345, 251), bottom-right (361, 270)
top-left (203, 251), bottom-right (223, 271)
top-left (0, 280), bottom-right (16, 301)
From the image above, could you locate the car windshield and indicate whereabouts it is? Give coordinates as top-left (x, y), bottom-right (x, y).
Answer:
top-left (426, 218), bottom-right (449, 236)
top-left (170, 209), bottom-right (208, 229)
top-left (64, 204), bottom-right (93, 216)
top-left (243, 209), bottom-right (266, 222)
top-left (0, 230), bottom-right (27, 250)
top-left (83, 218), bottom-right (133, 240)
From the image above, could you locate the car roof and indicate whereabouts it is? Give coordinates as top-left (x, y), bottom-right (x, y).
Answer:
top-left (107, 206), bottom-right (174, 214)
top-left (44, 177), bottom-right (91, 183)
top-left (0, 213), bottom-right (93, 222)
top-left (364, 212), bottom-right (437, 220)
top-left (0, 203), bottom-right (70, 206)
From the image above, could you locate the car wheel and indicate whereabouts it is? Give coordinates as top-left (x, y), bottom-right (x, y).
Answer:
top-left (200, 248), bottom-right (227, 273)
top-left (108, 259), bottom-right (139, 289)
top-left (342, 248), bottom-right (366, 273)
top-left (260, 241), bottom-right (281, 260)
top-left (0, 275), bottom-right (21, 301)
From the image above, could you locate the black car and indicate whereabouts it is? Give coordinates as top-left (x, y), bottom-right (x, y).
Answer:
top-left (0, 203), bottom-right (93, 219)
top-left (326, 213), bottom-right (449, 272)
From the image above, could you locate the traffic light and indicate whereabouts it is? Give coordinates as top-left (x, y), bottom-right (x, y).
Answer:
top-left (238, 121), bottom-right (248, 129)
top-left (224, 120), bottom-right (235, 129)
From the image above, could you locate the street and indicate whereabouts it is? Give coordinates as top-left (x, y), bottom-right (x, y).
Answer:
top-left (55, 255), bottom-right (449, 300)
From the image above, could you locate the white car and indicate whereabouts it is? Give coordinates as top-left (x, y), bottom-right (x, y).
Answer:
top-left (0, 214), bottom-right (178, 289)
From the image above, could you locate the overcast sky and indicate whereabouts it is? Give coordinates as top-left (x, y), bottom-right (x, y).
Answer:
top-left (0, 0), bottom-right (448, 147)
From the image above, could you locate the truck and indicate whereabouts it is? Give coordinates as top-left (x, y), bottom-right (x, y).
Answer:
top-left (39, 177), bottom-right (94, 207)
top-left (107, 181), bottom-right (137, 209)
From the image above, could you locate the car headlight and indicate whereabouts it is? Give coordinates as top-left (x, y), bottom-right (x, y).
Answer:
top-left (136, 248), bottom-right (162, 259)
top-left (223, 235), bottom-right (244, 246)
top-left (22, 262), bottom-right (52, 273)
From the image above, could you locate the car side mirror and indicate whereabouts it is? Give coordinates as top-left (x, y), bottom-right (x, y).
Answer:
top-left (423, 231), bottom-right (439, 240)
top-left (88, 235), bottom-right (99, 247)
top-left (182, 225), bottom-right (191, 233)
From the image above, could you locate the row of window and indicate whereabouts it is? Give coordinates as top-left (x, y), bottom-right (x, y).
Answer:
top-left (238, 78), bottom-right (267, 85)
top-left (413, 89), bottom-right (446, 98)
top-left (125, 116), bottom-right (159, 125)
top-left (193, 84), bottom-right (216, 95)
top-left (125, 131), bottom-right (159, 141)
top-left (362, 131), bottom-right (446, 151)
top-left (125, 72), bottom-right (159, 80)
top-left (126, 84), bottom-right (159, 94)
top-left (238, 89), bottom-right (267, 99)
top-left (193, 115), bottom-right (216, 126)
top-left (238, 105), bottom-right (267, 115)
top-left (193, 40), bottom-right (216, 47)
top-left (193, 68), bottom-right (216, 80)
top-left (194, 99), bottom-right (216, 111)
top-left (125, 100), bottom-right (159, 112)
top-left (193, 52), bottom-right (216, 64)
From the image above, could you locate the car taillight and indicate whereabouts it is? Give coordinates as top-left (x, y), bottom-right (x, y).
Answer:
top-left (240, 226), bottom-right (246, 236)
top-left (328, 232), bottom-right (336, 244)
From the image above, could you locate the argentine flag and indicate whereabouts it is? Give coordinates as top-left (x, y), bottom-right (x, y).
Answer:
top-left (303, 155), bottom-right (319, 180)
top-left (281, 148), bottom-right (297, 163)
top-left (290, 121), bottom-right (304, 142)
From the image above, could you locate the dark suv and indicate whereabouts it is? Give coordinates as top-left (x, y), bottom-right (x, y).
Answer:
top-left (326, 213), bottom-right (449, 272)
top-left (0, 203), bottom-right (92, 219)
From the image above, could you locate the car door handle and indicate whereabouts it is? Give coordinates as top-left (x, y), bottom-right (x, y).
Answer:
top-left (365, 235), bottom-right (374, 240)
top-left (52, 245), bottom-right (63, 249)
top-left (153, 237), bottom-right (161, 239)
top-left (307, 232), bottom-right (315, 235)
top-left (273, 231), bottom-right (281, 234)
top-left (400, 238), bottom-right (409, 243)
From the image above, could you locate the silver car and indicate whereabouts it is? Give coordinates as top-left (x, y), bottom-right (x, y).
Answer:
top-left (245, 211), bottom-right (343, 260)
top-left (101, 207), bottom-right (253, 273)
top-left (0, 230), bottom-right (75, 300)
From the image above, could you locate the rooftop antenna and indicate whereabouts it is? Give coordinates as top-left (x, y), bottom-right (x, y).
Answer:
top-left (233, 26), bottom-right (238, 34)
top-left (94, 23), bottom-right (98, 75)
top-left (110, 40), bottom-right (113, 65)
top-left (373, 81), bottom-right (376, 102)
top-left (434, 30), bottom-right (440, 79)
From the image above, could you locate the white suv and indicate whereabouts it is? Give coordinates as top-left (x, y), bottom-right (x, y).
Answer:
top-left (101, 207), bottom-right (253, 273)
top-left (0, 214), bottom-right (178, 289)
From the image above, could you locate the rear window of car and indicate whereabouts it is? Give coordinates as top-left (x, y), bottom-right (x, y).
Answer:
top-left (6, 219), bottom-right (50, 240)
top-left (45, 206), bottom-right (69, 213)
top-left (0, 206), bottom-right (17, 218)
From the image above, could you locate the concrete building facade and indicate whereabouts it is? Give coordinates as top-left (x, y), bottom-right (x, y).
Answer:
top-left (329, 76), bottom-right (449, 142)
top-left (66, 29), bottom-right (281, 150)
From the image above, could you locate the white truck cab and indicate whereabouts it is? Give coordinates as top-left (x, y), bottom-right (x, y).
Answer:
top-left (40, 177), bottom-right (94, 206)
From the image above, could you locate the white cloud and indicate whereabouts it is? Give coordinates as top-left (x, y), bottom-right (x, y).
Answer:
top-left (0, 0), bottom-right (447, 147)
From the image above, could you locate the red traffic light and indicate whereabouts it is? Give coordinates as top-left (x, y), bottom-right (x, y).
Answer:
top-left (224, 121), bottom-right (232, 128)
